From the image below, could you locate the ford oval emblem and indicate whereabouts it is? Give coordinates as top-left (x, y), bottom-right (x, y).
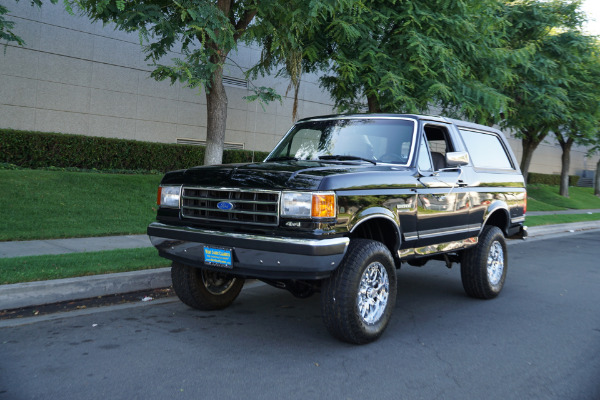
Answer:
top-left (217, 201), bottom-right (234, 210)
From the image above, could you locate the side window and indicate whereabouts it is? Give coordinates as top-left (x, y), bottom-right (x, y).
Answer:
top-left (460, 129), bottom-right (513, 169)
top-left (417, 136), bottom-right (433, 172)
top-left (424, 125), bottom-right (454, 171)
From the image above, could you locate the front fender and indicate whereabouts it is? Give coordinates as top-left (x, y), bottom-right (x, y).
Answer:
top-left (348, 207), bottom-right (402, 253)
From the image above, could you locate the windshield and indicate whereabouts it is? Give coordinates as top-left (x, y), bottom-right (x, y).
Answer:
top-left (266, 118), bottom-right (417, 165)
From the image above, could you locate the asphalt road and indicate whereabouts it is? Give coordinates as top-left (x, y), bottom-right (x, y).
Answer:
top-left (1, 231), bottom-right (599, 400)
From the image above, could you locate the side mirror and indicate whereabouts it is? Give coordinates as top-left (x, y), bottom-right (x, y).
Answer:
top-left (446, 151), bottom-right (469, 167)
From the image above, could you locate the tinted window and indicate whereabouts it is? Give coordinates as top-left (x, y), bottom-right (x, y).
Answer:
top-left (460, 129), bottom-right (513, 169)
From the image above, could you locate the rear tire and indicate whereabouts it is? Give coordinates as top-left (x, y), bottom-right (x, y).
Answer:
top-left (461, 226), bottom-right (507, 299)
top-left (171, 262), bottom-right (244, 310)
top-left (321, 239), bottom-right (397, 344)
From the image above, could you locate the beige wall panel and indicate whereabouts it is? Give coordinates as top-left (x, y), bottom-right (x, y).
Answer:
top-left (34, 109), bottom-right (89, 135)
top-left (92, 36), bottom-right (146, 70)
top-left (135, 120), bottom-right (177, 143)
top-left (253, 112), bottom-right (277, 135)
top-left (136, 96), bottom-right (179, 124)
top-left (247, 132), bottom-right (275, 152)
top-left (176, 102), bottom-right (207, 127)
top-left (39, 25), bottom-right (94, 61)
top-left (41, 4), bottom-right (98, 34)
top-left (92, 21), bottom-right (138, 43)
top-left (88, 115), bottom-right (136, 140)
top-left (6, 1), bottom-right (43, 20)
top-left (138, 75), bottom-right (180, 100)
top-left (36, 81), bottom-right (91, 114)
top-left (90, 88), bottom-right (137, 119)
top-left (301, 82), bottom-right (332, 106)
top-left (91, 63), bottom-right (139, 94)
top-left (229, 44), bottom-right (260, 70)
top-left (275, 96), bottom-right (296, 117)
top-left (0, 105), bottom-right (36, 131)
top-left (0, 47), bottom-right (39, 80)
top-left (224, 129), bottom-right (248, 146)
top-left (301, 101), bottom-right (335, 119)
top-left (4, 17), bottom-right (41, 51)
top-left (225, 109), bottom-right (249, 132)
top-left (275, 115), bottom-right (294, 137)
top-left (227, 87), bottom-right (252, 111)
top-left (0, 75), bottom-right (38, 108)
top-left (178, 86), bottom-right (205, 104)
top-left (37, 53), bottom-right (93, 87)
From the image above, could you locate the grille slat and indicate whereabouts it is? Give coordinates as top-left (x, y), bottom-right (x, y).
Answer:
top-left (181, 187), bottom-right (280, 226)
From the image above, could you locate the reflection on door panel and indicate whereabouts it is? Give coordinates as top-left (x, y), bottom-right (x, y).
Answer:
top-left (417, 172), bottom-right (471, 245)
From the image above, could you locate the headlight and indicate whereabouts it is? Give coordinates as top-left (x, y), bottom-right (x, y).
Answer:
top-left (281, 192), bottom-right (336, 218)
top-left (157, 185), bottom-right (181, 208)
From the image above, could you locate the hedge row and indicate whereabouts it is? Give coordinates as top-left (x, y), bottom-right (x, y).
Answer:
top-left (528, 172), bottom-right (580, 186)
top-left (0, 129), bottom-right (271, 173)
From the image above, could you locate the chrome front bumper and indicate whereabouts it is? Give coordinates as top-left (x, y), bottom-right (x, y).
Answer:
top-left (147, 222), bottom-right (350, 279)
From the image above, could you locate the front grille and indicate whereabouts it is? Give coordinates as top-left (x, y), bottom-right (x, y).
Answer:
top-left (181, 187), bottom-right (280, 226)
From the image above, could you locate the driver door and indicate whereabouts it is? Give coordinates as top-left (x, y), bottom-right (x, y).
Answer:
top-left (414, 124), bottom-right (472, 247)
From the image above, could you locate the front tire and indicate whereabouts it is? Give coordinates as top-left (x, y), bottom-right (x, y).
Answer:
top-left (321, 239), bottom-right (397, 344)
top-left (171, 262), bottom-right (244, 310)
top-left (461, 226), bottom-right (507, 299)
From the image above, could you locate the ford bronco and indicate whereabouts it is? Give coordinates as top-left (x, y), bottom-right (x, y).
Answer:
top-left (148, 114), bottom-right (527, 344)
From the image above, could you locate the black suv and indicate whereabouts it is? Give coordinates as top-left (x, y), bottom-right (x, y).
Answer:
top-left (148, 114), bottom-right (527, 344)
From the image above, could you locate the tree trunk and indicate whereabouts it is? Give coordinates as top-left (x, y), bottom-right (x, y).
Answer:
top-left (204, 62), bottom-right (228, 165)
top-left (367, 94), bottom-right (381, 113)
top-left (520, 138), bottom-right (537, 183)
top-left (595, 158), bottom-right (600, 197)
top-left (557, 137), bottom-right (573, 198)
top-left (519, 128), bottom-right (548, 183)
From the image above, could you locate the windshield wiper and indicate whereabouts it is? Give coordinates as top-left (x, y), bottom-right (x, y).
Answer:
top-left (318, 155), bottom-right (377, 165)
top-left (266, 156), bottom-right (299, 162)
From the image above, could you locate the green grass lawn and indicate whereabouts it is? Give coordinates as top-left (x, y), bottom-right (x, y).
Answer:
top-left (0, 247), bottom-right (170, 284)
top-left (0, 169), bottom-right (162, 241)
top-left (527, 184), bottom-right (600, 211)
top-left (526, 212), bottom-right (600, 227)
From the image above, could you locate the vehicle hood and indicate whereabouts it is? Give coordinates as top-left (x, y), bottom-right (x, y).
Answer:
top-left (160, 161), bottom-right (417, 191)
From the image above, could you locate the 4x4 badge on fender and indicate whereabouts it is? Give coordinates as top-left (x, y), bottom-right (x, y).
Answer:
top-left (217, 201), bottom-right (234, 210)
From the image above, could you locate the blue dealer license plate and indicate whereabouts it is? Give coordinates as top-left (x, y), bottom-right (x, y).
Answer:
top-left (203, 246), bottom-right (233, 268)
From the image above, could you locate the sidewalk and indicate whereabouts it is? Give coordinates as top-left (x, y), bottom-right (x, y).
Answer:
top-left (2, 215), bottom-right (600, 311)
top-left (0, 234), bottom-right (151, 259)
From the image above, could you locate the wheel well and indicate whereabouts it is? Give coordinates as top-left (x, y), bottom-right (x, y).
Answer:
top-left (350, 218), bottom-right (399, 255)
top-left (484, 209), bottom-right (509, 236)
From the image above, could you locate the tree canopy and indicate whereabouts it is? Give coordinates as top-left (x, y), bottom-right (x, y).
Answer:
top-left (551, 32), bottom-right (600, 196)
top-left (497, 0), bottom-right (589, 181)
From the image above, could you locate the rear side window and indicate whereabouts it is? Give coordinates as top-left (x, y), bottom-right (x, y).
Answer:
top-left (459, 129), bottom-right (513, 169)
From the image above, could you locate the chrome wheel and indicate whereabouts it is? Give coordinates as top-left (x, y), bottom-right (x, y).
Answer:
top-left (201, 270), bottom-right (237, 295)
top-left (357, 262), bottom-right (390, 325)
top-left (487, 241), bottom-right (504, 286)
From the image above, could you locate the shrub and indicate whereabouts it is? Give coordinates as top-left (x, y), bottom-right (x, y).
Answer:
top-left (0, 129), bottom-right (270, 172)
top-left (528, 172), bottom-right (580, 186)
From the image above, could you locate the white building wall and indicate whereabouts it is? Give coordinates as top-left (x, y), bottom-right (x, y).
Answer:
top-left (1, 1), bottom-right (598, 175)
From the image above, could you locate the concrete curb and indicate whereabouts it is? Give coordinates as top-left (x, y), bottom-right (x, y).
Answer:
top-left (525, 221), bottom-right (600, 238)
top-left (2, 221), bottom-right (600, 311)
top-left (0, 268), bottom-right (171, 311)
